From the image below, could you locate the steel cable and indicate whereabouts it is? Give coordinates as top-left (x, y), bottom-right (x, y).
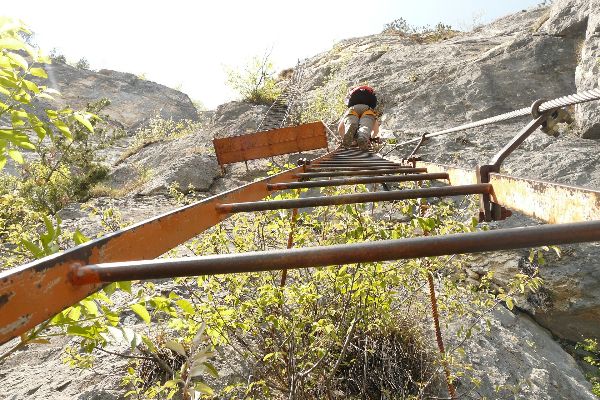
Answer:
top-left (383, 88), bottom-right (600, 155)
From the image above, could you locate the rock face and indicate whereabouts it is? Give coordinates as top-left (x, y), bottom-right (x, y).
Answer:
top-left (541, 0), bottom-right (600, 138)
top-left (107, 131), bottom-right (220, 195)
top-left (37, 62), bottom-right (199, 132)
top-left (451, 306), bottom-right (596, 399)
top-left (299, 4), bottom-right (600, 186)
top-left (0, 335), bottom-right (126, 400)
top-left (210, 101), bottom-right (269, 138)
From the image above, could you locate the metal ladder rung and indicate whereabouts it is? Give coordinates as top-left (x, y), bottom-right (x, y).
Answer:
top-left (216, 184), bottom-right (491, 213)
top-left (296, 168), bottom-right (428, 178)
top-left (71, 220), bottom-right (600, 285)
top-left (266, 172), bottom-right (449, 190)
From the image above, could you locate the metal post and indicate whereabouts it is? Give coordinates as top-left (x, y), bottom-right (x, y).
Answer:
top-left (280, 208), bottom-right (299, 287)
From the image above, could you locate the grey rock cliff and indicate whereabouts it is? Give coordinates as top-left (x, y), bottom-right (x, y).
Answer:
top-left (36, 62), bottom-right (199, 132)
top-left (450, 306), bottom-right (596, 399)
top-left (541, 0), bottom-right (600, 138)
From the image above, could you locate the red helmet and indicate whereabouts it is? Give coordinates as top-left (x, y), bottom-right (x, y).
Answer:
top-left (349, 85), bottom-right (375, 95)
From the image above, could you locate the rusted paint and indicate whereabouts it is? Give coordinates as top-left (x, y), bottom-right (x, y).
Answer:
top-left (266, 172), bottom-right (449, 190)
top-left (490, 173), bottom-right (600, 224)
top-left (417, 162), bottom-right (600, 224)
top-left (213, 121), bottom-right (328, 166)
top-left (296, 168), bottom-right (428, 179)
top-left (0, 293), bottom-right (10, 308)
top-left (216, 184), bottom-right (491, 213)
top-left (0, 152), bottom-right (331, 346)
top-left (73, 220), bottom-right (600, 284)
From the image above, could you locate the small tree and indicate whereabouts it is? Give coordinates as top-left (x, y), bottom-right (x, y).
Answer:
top-left (49, 48), bottom-right (67, 63)
top-left (74, 57), bottom-right (90, 70)
top-left (225, 51), bottom-right (281, 104)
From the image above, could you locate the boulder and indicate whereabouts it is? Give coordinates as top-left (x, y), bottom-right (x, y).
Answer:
top-left (540, 0), bottom-right (600, 138)
top-left (210, 101), bottom-right (269, 138)
top-left (35, 62), bottom-right (198, 132)
top-left (450, 306), bottom-right (596, 399)
top-left (107, 131), bottom-right (220, 195)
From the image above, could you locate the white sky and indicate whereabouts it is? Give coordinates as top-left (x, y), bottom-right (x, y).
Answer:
top-left (4, 0), bottom-right (543, 109)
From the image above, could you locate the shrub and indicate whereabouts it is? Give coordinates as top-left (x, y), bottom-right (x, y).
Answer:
top-left (74, 57), bottom-right (90, 70)
top-left (119, 116), bottom-right (204, 162)
top-left (225, 53), bottom-right (282, 104)
top-left (382, 17), bottom-right (458, 43)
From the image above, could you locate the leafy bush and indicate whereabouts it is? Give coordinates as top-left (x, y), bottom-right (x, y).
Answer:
top-left (74, 57), bottom-right (90, 70)
top-left (225, 53), bottom-right (282, 105)
top-left (577, 339), bottom-right (600, 397)
top-left (0, 17), bottom-right (89, 170)
top-left (382, 17), bottom-right (457, 43)
top-left (119, 115), bottom-right (204, 162)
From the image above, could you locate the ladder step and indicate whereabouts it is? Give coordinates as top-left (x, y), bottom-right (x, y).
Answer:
top-left (306, 166), bottom-right (415, 172)
top-left (267, 172), bottom-right (449, 190)
top-left (297, 168), bottom-right (428, 178)
top-left (71, 220), bottom-right (600, 284)
top-left (216, 184), bottom-right (490, 213)
top-left (312, 163), bottom-right (401, 168)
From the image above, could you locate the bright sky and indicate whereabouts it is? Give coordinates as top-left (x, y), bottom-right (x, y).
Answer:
top-left (4, 0), bottom-right (543, 109)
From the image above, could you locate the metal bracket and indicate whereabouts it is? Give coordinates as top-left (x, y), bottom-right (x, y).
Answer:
top-left (401, 133), bottom-right (428, 167)
top-left (408, 132), bottom-right (428, 158)
top-left (478, 99), bottom-right (564, 222)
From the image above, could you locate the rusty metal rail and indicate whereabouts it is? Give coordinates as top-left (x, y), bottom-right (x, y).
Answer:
top-left (296, 168), bottom-right (428, 178)
top-left (216, 184), bottom-right (490, 213)
top-left (71, 220), bottom-right (600, 284)
top-left (266, 172), bottom-right (449, 190)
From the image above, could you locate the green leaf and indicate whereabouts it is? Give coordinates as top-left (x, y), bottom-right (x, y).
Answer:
top-left (29, 67), bottom-right (48, 79)
top-left (16, 141), bottom-right (35, 150)
top-left (176, 299), bottom-right (195, 314)
top-left (67, 325), bottom-right (96, 339)
top-left (165, 340), bottom-right (186, 356)
top-left (141, 335), bottom-right (158, 353)
top-left (6, 51), bottom-right (28, 70)
top-left (0, 155), bottom-right (6, 170)
top-left (117, 281), bottom-right (132, 294)
top-left (73, 229), bottom-right (90, 245)
top-left (505, 297), bottom-right (514, 311)
top-left (103, 283), bottom-right (117, 296)
top-left (130, 303), bottom-right (151, 324)
top-left (74, 113), bottom-right (94, 132)
top-left (21, 239), bottom-right (43, 258)
top-left (80, 299), bottom-right (99, 316)
top-left (0, 37), bottom-right (26, 51)
top-left (66, 306), bottom-right (81, 321)
top-left (23, 79), bottom-right (40, 93)
top-left (194, 381), bottom-right (214, 395)
top-left (7, 149), bottom-right (23, 164)
top-left (204, 362), bottom-right (219, 378)
top-left (35, 92), bottom-right (54, 100)
top-left (51, 119), bottom-right (72, 139)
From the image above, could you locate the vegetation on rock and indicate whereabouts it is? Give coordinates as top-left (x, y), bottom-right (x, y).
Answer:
top-left (225, 52), bottom-right (282, 105)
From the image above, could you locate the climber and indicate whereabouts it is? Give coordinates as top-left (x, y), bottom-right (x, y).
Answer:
top-left (338, 85), bottom-right (380, 151)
